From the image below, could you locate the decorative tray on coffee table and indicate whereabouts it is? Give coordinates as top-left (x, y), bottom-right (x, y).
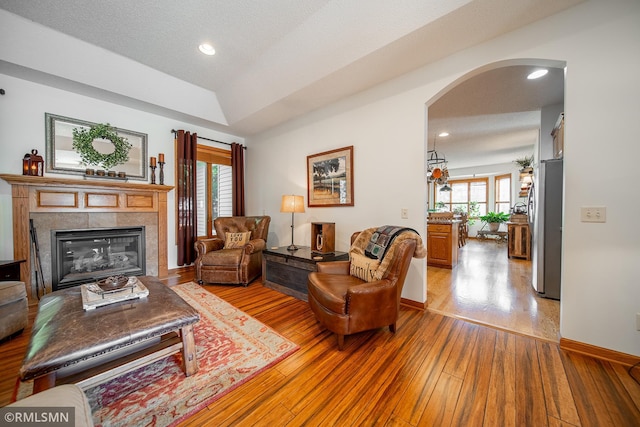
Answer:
top-left (87, 275), bottom-right (137, 295)
top-left (81, 276), bottom-right (149, 310)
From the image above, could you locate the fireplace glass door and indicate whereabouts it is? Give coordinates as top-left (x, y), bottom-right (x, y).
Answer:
top-left (52, 226), bottom-right (146, 290)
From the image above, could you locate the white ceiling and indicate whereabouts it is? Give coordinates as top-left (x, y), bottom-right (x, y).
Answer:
top-left (0, 0), bottom-right (576, 166)
top-left (429, 65), bottom-right (565, 170)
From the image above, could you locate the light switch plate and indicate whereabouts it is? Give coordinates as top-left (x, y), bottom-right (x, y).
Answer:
top-left (580, 206), bottom-right (606, 223)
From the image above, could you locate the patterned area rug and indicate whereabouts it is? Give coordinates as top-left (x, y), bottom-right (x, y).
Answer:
top-left (16, 282), bottom-right (298, 426)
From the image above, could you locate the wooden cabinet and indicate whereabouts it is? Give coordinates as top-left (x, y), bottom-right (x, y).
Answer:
top-left (0, 260), bottom-right (25, 281)
top-left (427, 222), bottom-right (459, 269)
top-left (311, 222), bottom-right (335, 253)
top-left (507, 222), bottom-right (531, 260)
top-left (262, 247), bottom-right (348, 301)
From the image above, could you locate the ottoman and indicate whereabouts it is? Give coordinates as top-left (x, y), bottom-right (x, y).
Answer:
top-left (0, 281), bottom-right (28, 341)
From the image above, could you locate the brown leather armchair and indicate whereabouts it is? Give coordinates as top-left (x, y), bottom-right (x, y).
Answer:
top-left (307, 231), bottom-right (419, 350)
top-left (195, 216), bottom-right (270, 286)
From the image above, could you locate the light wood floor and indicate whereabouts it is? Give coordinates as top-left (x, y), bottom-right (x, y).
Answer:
top-left (427, 238), bottom-right (560, 342)
top-left (2, 268), bottom-right (639, 426)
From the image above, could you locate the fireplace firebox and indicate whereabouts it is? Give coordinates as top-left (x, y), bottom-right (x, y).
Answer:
top-left (51, 226), bottom-right (146, 291)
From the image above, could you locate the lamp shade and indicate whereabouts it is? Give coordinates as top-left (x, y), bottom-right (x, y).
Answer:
top-left (280, 195), bottom-right (305, 213)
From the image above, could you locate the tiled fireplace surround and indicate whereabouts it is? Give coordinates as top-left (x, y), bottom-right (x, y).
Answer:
top-left (0, 174), bottom-right (173, 302)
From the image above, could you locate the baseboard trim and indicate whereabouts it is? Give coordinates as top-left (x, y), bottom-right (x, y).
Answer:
top-left (401, 298), bottom-right (426, 310)
top-left (560, 338), bottom-right (640, 367)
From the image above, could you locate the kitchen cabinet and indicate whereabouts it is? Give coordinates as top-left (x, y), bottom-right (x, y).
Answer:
top-left (427, 222), bottom-right (459, 268)
top-left (507, 222), bottom-right (531, 260)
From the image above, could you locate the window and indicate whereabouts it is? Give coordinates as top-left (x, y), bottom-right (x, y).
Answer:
top-left (196, 145), bottom-right (232, 238)
top-left (494, 174), bottom-right (511, 214)
top-left (435, 178), bottom-right (488, 217)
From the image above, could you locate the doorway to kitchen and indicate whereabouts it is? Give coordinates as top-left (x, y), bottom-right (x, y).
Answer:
top-left (425, 59), bottom-right (565, 341)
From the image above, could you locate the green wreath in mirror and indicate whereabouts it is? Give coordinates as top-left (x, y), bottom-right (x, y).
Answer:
top-left (72, 123), bottom-right (132, 171)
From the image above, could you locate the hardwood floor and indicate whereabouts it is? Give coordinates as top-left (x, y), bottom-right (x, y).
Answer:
top-left (2, 267), bottom-right (639, 426)
top-left (427, 238), bottom-right (560, 342)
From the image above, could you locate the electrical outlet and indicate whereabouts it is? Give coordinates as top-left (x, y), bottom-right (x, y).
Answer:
top-left (401, 208), bottom-right (409, 219)
top-left (636, 313), bottom-right (640, 331)
top-left (580, 206), bottom-right (606, 223)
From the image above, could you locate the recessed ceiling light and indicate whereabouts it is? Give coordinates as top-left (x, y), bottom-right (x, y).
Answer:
top-left (438, 132), bottom-right (450, 137)
top-left (527, 69), bottom-right (548, 79)
top-left (198, 43), bottom-right (216, 56)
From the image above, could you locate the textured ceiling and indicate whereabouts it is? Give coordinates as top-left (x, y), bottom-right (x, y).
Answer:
top-left (0, 0), bottom-right (576, 167)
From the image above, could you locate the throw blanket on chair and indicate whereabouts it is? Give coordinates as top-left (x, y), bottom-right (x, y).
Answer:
top-left (350, 226), bottom-right (427, 282)
top-left (365, 226), bottom-right (420, 260)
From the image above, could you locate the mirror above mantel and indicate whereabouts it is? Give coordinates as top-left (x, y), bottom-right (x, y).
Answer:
top-left (45, 113), bottom-right (148, 180)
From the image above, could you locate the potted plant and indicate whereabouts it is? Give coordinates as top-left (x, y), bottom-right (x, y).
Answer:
top-left (479, 211), bottom-right (510, 232)
top-left (514, 155), bottom-right (534, 172)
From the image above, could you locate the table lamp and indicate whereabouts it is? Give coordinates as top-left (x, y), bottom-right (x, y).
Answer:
top-left (280, 195), bottom-right (305, 251)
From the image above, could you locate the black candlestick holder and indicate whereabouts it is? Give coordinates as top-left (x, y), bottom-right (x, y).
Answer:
top-left (159, 161), bottom-right (165, 185)
top-left (150, 165), bottom-right (157, 184)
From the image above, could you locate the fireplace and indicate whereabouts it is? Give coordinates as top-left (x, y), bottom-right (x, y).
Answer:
top-left (51, 226), bottom-right (146, 291)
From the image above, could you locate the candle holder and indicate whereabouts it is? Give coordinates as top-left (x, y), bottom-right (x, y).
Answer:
top-left (159, 161), bottom-right (165, 185)
top-left (150, 165), bottom-right (157, 184)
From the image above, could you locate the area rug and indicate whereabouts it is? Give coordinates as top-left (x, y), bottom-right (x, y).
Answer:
top-left (15, 282), bottom-right (299, 426)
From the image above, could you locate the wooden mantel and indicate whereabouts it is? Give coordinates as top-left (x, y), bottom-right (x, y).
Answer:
top-left (0, 174), bottom-right (174, 301)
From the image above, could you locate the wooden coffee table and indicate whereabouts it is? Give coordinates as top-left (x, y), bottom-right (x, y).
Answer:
top-left (20, 276), bottom-right (199, 393)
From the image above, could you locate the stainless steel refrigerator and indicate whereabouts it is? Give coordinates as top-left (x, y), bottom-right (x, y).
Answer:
top-left (528, 158), bottom-right (563, 300)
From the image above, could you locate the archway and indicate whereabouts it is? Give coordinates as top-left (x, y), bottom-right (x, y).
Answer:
top-left (424, 59), bottom-right (565, 341)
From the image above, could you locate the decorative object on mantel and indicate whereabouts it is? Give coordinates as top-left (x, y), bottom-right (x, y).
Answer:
top-left (45, 113), bottom-right (148, 180)
top-left (72, 122), bottom-right (133, 173)
top-left (158, 152), bottom-right (165, 185)
top-left (150, 156), bottom-right (157, 184)
top-left (22, 149), bottom-right (44, 176)
top-left (281, 194), bottom-right (305, 251)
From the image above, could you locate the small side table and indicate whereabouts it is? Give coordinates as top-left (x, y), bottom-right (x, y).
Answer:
top-left (262, 246), bottom-right (348, 301)
top-left (0, 259), bottom-right (26, 281)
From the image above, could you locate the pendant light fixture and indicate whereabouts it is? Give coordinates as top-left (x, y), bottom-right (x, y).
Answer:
top-left (427, 134), bottom-right (449, 185)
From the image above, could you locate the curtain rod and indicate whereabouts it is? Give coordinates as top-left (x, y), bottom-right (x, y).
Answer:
top-left (170, 129), bottom-right (246, 149)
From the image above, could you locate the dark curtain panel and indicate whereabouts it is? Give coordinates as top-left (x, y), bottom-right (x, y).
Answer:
top-left (231, 142), bottom-right (245, 216)
top-left (176, 130), bottom-right (198, 266)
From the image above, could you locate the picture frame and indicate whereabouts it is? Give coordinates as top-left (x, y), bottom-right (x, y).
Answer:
top-left (307, 146), bottom-right (354, 207)
top-left (45, 113), bottom-right (148, 180)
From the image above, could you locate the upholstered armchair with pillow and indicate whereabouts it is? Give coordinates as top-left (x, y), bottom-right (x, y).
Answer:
top-left (195, 216), bottom-right (271, 286)
top-left (307, 227), bottom-right (426, 350)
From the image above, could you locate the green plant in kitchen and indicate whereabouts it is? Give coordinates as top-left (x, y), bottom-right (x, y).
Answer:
top-left (480, 211), bottom-right (510, 232)
top-left (514, 155), bottom-right (534, 170)
top-left (480, 211), bottom-right (510, 223)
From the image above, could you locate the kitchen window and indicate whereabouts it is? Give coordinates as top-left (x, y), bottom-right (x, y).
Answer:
top-left (494, 174), bottom-right (511, 214)
top-left (435, 178), bottom-right (488, 217)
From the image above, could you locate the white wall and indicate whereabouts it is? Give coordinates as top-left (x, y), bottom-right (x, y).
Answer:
top-left (246, 0), bottom-right (640, 356)
top-left (245, 92), bottom-right (428, 302)
top-left (0, 74), bottom-right (244, 270)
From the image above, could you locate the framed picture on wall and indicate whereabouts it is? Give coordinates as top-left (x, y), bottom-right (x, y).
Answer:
top-left (307, 146), bottom-right (354, 207)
